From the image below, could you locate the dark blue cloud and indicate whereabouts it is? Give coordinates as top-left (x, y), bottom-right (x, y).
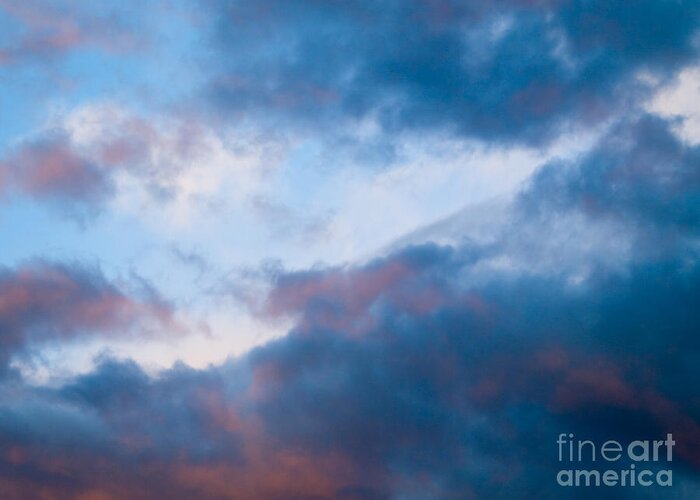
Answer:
top-left (206, 0), bottom-right (700, 144)
top-left (3, 242), bottom-right (699, 497)
top-left (520, 114), bottom-right (700, 256)
top-left (2, 20), bottom-right (700, 495)
top-left (3, 115), bottom-right (700, 497)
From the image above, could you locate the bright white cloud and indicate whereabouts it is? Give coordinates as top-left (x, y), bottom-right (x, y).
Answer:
top-left (7, 100), bottom-right (608, 376)
top-left (647, 65), bottom-right (700, 144)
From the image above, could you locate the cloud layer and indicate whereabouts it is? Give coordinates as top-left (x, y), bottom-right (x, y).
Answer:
top-left (1, 116), bottom-right (699, 498)
top-left (0, 1), bottom-right (699, 498)
top-left (208, 0), bottom-right (700, 143)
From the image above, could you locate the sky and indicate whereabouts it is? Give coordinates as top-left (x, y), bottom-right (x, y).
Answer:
top-left (0, 0), bottom-right (700, 498)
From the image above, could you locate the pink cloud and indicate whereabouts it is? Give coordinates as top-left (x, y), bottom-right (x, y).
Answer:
top-left (0, 261), bottom-right (180, 369)
top-left (0, 0), bottom-right (144, 64)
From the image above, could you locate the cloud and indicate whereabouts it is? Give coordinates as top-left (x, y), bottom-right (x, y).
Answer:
top-left (1, 2), bottom-right (700, 496)
top-left (0, 260), bottom-right (178, 375)
top-left (0, 115), bottom-right (699, 497)
top-left (205, 0), bottom-right (700, 144)
top-left (0, 0), bottom-right (144, 64)
top-left (0, 103), bottom-right (287, 222)
top-left (519, 114), bottom-right (700, 250)
top-left (398, 113), bottom-right (700, 281)
top-left (1, 248), bottom-right (699, 497)
top-left (647, 64), bottom-right (700, 145)
top-left (0, 131), bottom-right (113, 213)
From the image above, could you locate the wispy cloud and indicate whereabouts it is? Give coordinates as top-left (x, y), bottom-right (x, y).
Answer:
top-left (1, 0), bottom-right (699, 498)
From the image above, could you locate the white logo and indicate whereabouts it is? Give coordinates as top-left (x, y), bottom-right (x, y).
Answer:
top-left (556, 433), bottom-right (675, 487)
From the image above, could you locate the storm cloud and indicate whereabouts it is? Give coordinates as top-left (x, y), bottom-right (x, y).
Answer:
top-left (0, 1), bottom-right (699, 498)
top-left (1, 116), bottom-right (699, 498)
top-left (207, 0), bottom-right (700, 144)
